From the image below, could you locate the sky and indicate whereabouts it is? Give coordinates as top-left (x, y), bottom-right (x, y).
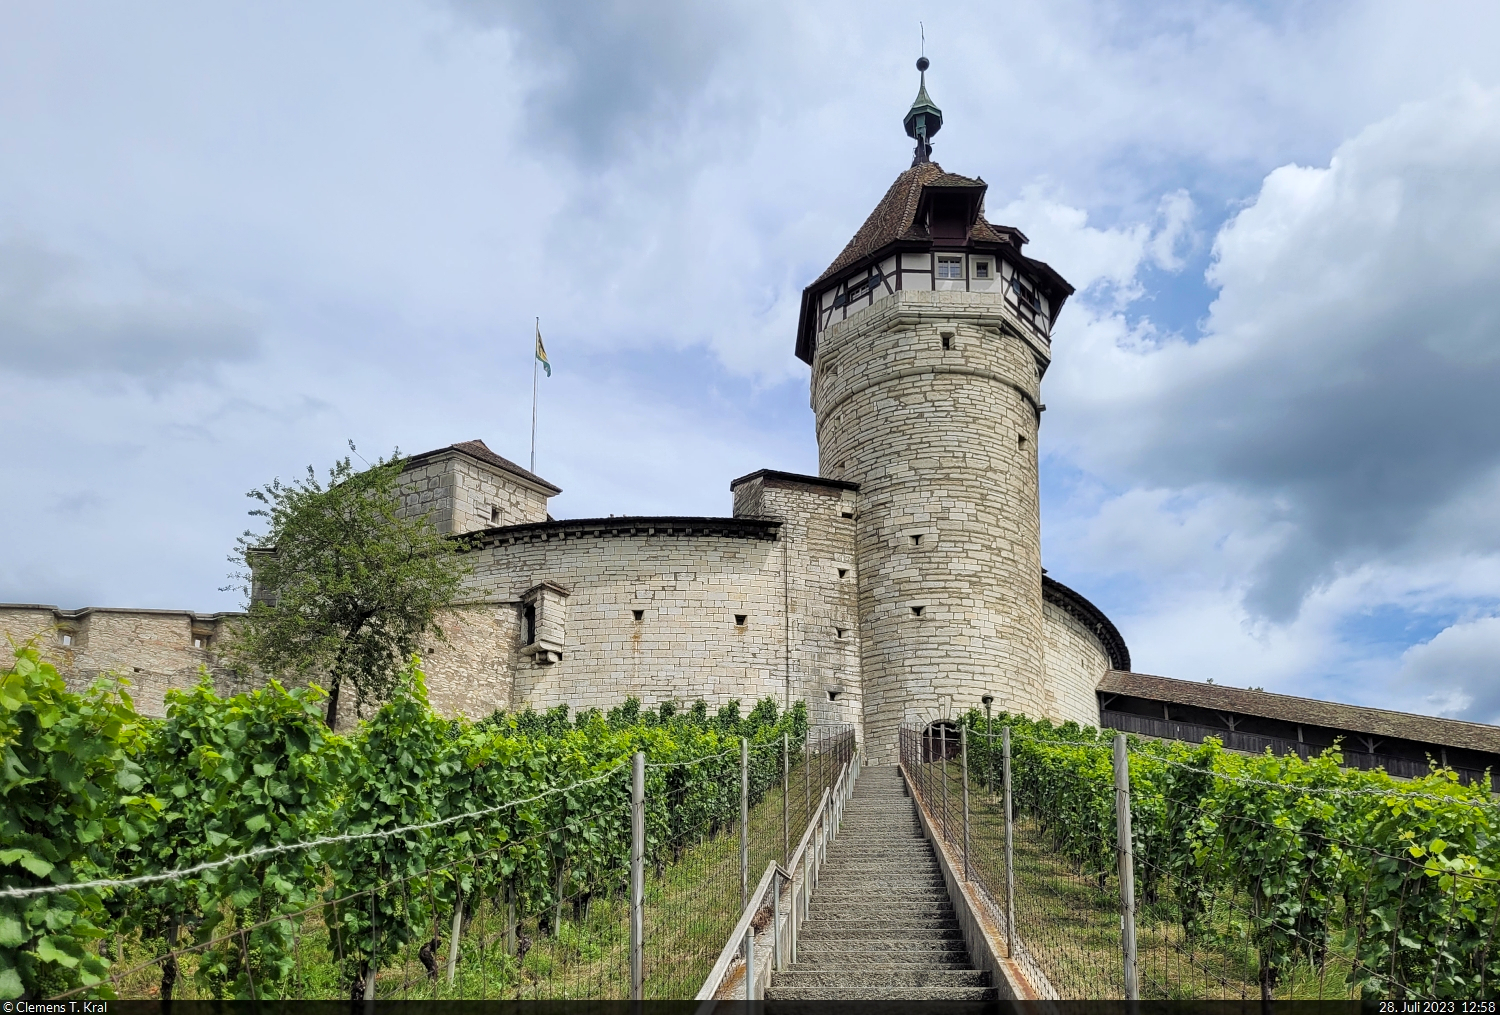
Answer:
top-left (4, 1), bottom-right (1500, 723)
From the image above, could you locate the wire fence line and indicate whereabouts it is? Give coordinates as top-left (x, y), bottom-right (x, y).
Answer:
top-left (1, 763), bottom-right (631, 902)
top-left (900, 717), bottom-right (1500, 1002)
top-left (37, 725), bottom-right (854, 1002)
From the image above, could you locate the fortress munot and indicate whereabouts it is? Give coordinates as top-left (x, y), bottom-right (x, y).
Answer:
top-left (11, 63), bottom-right (1500, 775)
top-left (0, 65), bottom-right (1129, 762)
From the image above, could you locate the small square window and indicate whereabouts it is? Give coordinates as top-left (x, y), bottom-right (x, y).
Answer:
top-left (911, 606), bottom-right (925, 617)
top-left (193, 637), bottom-right (203, 649)
top-left (941, 335), bottom-right (951, 350)
top-left (974, 260), bottom-right (991, 279)
top-left (936, 257), bottom-right (963, 280)
top-left (735, 614), bottom-right (747, 627)
top-left (837, 568), bottom-right (848, 578)
top-left (910, 534), bottom-right (923, 547)
top-left (827, 690), bottom-right (842, 702)
top-left (632, 609), bottom-right (644, 622)
top-left (61, 634), bottom-right (72, 647)
top-left (836, 628), bottom-right (847, 638)
top-left (490, 506), bottom-right (500, 524)
top-left (840, 510), bottom-right (854, 519)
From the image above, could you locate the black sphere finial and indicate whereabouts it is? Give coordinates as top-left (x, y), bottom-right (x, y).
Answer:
top-left (916, 56), bottom-right (929, 72)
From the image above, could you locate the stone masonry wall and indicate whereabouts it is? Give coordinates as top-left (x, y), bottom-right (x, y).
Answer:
top-left (1040, 599), bottom-right (1111, 728)
top-left (420, 527), bottom-right (798, 719)
top-left (731, 474), bottom-right (862, 734)
top-left (398, 451), bottom-right (551, 535)
top-left (810, 289), bottom-right (1055, 762)
top-left (0, 605), bottom-right (248, 717)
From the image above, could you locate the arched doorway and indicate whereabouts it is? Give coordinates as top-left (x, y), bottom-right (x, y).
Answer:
top-left (921, 720), bottom-right (961, 763)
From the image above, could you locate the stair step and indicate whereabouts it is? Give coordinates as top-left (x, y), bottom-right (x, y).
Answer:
top-left (799, 922), bottom-right (963, 939)
top-left (789, 955), bottom-right (973, 970)
top-left (797, 938), bottom-right (968, 954)
top-left (772, 970), bottom-right (990, 989)
top-left (766, 986), bottom-right (999, 1000)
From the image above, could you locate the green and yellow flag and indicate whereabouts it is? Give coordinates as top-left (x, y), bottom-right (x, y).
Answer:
top-left (535, 320), bottom-right (551, 377)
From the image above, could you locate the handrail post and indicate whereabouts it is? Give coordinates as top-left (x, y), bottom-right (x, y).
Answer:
top-left (1003, 726), bottom-right (1014, 958)
top-left (740, 737), bottom-right (749, 911)
top-left (744, 927), bottom-right (754, 1001)
top-left (772, 869), bottom-right (782, 971)
top-left (630, 751), bottom-right (645, 1000)
top-left (961, 722), bottom-right (971, 881)
top-left (1114, 733), bottom-right (1139, 1001)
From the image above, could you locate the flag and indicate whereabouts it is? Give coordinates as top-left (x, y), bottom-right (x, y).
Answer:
top-left (535, 321), bottom-right (551, 377)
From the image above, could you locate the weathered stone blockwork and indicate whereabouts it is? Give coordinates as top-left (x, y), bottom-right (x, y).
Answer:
top-left (810, 290), bottom-right (1070, 761)
top-left (0, 605), bottom-right (248, 717)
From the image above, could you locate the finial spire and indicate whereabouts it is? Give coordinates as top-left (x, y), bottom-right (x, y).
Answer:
top-left (903, 50), bottom-right (942, 166)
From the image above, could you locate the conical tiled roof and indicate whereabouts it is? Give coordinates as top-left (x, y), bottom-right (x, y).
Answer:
top-left (812, 162), bottom-right (1012, 286)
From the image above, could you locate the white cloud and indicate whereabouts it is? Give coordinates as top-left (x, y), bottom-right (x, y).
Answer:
top-left (0, 237), bottom-right (259, 381)
top-left (1047, 85), bottom-right (1500, 622)
top-left (1397, 617), bottom-right (1500, 724)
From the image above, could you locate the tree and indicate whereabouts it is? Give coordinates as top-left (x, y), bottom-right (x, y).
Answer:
top-left (225, 447), bottom-right (469, 728)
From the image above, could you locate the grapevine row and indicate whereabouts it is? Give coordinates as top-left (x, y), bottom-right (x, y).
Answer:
top-left (0, 646), bottom-right (806, 1000)
top-left (961, 710), bottom-right (1500, 999)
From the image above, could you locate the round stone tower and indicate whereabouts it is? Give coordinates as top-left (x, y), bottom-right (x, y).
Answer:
top-left (794, 60), bottom-right (1075, 761)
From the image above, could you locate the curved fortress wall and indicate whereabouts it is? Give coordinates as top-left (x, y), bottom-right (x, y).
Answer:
top-left (416, 484), bottom-right (864, 734)
top-left (812, 290), bottom-right (1052, 760)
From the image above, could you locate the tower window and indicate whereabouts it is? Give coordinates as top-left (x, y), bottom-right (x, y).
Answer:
top-left (974, 260), bottom-right (991, 279)
top-left (193, 636), bottom-right (204, 649)
top-left (910, 534), bottom-right (923, 547)
top-left (827, 690), bottom-right (842, 702)
top-left (911, 606), bottom-right (925, 617)
top-left (837, 568), bottom-right (848, 578)
top-left (490, 505), bottom-right (500, 524)
top-left (60, 633), bottom-right (72, 647)
top-left (1018, 434), bottom-right (1028, 448)
top-left (836, 628), bottom-right (847, 638)
top-left (735, 614), bottom-right (747, 627)
top-left (941, 335), bottom-right (951, 350)
top-left (632, 609), bottom-right (645, 622)
top-left (523, 604), bottom-right (537, 645)
top-left (936, 257), bottom-right (963, 279)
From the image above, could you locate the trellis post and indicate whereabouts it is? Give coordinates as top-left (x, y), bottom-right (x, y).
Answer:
top-left (630, 750), bottom-right (644, 1000)
top-left (445, 888), bottom-right (462, 985)
top-left (782, 733), bottom-right (790, 866)
top-left (740, 737), bottom-right (750, 910)
top-left (961, 723), bottom-right (971, 880)
top-left (1003, 725), bottom-right (1014, 958)
top-left (1114, 733), bottom-right (1139, 1001)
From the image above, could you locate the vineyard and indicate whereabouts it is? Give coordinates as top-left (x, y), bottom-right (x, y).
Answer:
top-left (0, 644), bottom-right (843, 1001)
top-left (908, 710), bottom-right (1500, 1000)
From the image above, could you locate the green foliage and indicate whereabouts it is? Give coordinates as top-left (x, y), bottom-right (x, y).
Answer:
top-left (2, 643), bottom-right (811, 1001)
top-left (0, 645), bottom-right (156, 1000)
top-left (224, 446), bottom-right (469, 726)
top-left (130, 675), bottom-right (348, 999)
top-left (960, 708), bottom-right (1500, 1000)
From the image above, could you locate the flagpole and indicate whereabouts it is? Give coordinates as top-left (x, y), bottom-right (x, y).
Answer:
top-left (531, 318), bottom-right (539, 473)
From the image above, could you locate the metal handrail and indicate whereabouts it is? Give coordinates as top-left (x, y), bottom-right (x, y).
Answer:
top-left (695, 744), bottom-right (859, 1001)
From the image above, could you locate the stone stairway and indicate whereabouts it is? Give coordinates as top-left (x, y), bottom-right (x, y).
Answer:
top-left (766, 765), bottom-right (997, 1000)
